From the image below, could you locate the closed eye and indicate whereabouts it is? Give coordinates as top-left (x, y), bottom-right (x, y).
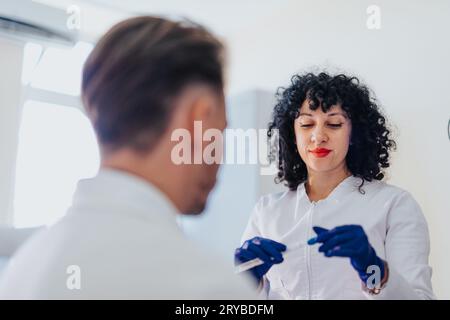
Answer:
top-left (328, 123), bottom-right (343, 128)
top-left (300, 123), bottom-right (343, 128)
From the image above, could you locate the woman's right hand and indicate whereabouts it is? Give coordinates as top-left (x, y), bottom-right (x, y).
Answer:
top-left (234, 236), bottom-right (287, 283)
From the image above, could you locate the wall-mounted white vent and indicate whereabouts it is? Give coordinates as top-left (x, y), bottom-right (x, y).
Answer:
top-left (0, 0), bottom-right (78, 45)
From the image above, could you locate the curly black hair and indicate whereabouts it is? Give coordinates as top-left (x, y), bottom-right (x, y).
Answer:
top-left (268, 72), bottom-right (397, 194)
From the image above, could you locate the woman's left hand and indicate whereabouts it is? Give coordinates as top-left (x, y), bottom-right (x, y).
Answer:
top-left (308, 225), bottom-right (386, 287)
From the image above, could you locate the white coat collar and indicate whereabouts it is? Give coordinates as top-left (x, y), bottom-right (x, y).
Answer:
top-left (297, 175), bottom-right (364, 206)
top-left (70, 168), bottom-right (180, 224)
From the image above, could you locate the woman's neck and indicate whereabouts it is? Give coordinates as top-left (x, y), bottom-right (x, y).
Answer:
top-left (305, 167), bottom-right (352, 202)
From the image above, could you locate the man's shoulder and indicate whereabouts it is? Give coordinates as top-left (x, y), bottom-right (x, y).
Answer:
top-left (0, 213), bottom-right (257, 299)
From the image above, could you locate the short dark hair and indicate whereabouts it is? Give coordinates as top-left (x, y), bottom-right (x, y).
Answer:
top-left (268, 72), bottom-right (397, 193)
top-left (82, 16), bottom-right (224, 153)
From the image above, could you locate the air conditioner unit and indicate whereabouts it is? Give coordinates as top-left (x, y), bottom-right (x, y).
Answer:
top-left (0, 0), bottom-right (79, 46)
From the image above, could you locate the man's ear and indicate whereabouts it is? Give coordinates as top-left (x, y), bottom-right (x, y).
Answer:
top-left (182, 91), bottom-right (216, 163)
top-left (190, 94), bottom-right (213, 123)
top-left (173, 85), bottom-right (217, 135)
top-left (184, 89), bottom-right (219, 140)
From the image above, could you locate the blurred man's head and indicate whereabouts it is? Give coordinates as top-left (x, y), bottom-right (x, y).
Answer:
top-left (82, 16), bottom-right (226, 214)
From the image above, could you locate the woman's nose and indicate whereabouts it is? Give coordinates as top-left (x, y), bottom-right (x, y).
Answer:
top-left (311, 127), bottom-right (328, 144)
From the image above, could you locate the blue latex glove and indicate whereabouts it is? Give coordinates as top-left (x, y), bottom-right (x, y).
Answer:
top-left (235, 237), bottom-right (287, 283)
top-left (307, 225), bottom-right (385, 285)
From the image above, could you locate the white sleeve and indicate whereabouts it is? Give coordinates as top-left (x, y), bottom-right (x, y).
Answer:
top-left (240, 198), bottom-right (270, 299)
top-left (364, 191), bottom-right (436, 300)
top-left (240, 198), bottom-right (264, 245)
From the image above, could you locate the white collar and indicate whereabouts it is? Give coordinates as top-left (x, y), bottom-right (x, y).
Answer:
top-left (70, 168), bottom-right (179, 224)
top-left (297, 175), bottom-right (364, 205)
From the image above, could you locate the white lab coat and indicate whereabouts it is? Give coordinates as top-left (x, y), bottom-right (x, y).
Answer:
top-left (0, 169), bottom-right (256, 299)
top-left (241, 176), bottom-right (435, 300)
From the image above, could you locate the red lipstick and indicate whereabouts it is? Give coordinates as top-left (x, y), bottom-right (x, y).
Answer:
top-left (310, 148), bottom-right (331, 158)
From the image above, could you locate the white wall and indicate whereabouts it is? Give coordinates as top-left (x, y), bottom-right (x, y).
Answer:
top-left (0, 0), bottom-right (448, 298)
top-left (223, 0), bottom-right (450, 298)
top-left (0, 37), bottom-right (24, 226)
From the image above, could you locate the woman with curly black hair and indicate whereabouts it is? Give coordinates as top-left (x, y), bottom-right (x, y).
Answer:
top-left (235, 72), bottom-right (435, 299)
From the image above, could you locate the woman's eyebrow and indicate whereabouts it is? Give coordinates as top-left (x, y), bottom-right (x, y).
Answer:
top-left (327, 112), bottom-right (348, 118)
top-left (299, 112), bottom-right (347, 118)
